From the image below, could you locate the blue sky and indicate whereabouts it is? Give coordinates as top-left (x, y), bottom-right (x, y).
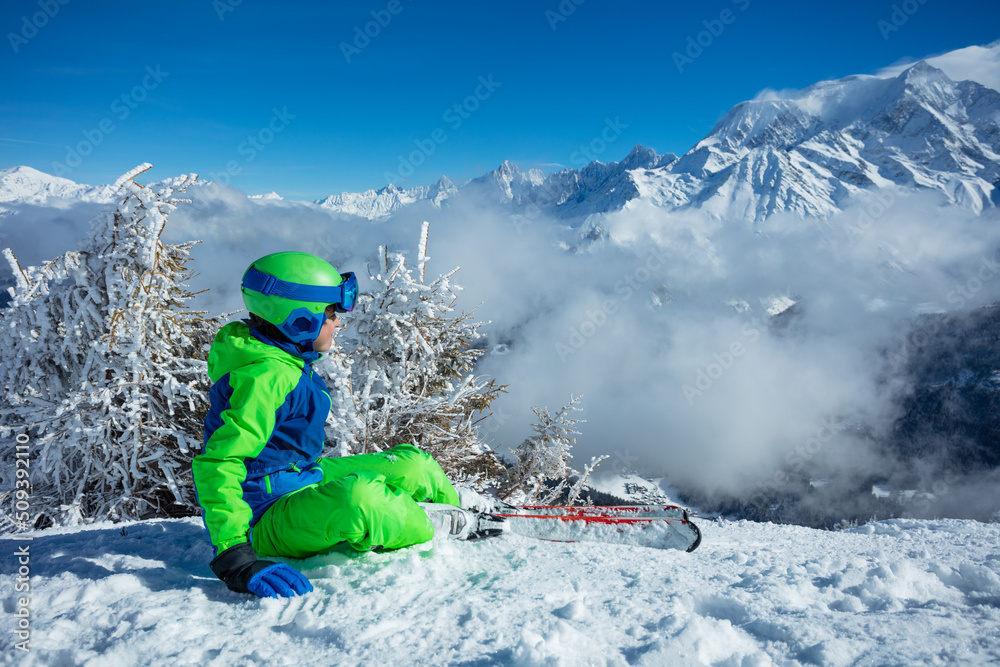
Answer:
top-left (1, 0), bottom-right (998, 200)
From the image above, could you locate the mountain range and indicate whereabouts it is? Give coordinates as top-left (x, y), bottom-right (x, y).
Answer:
top-left (2, 54), bottom-right (998, 225)
top-left (308, 59), bottom-right (999, 223)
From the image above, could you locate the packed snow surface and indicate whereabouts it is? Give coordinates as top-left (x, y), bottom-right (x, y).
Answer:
top-left (3, 517), bottom-right (999, 665)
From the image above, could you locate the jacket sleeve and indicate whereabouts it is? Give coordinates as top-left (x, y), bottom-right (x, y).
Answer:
top-left (192, 365), bottom-right (291, 553)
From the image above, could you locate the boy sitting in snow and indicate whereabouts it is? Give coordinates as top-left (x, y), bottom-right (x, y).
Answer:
top-left (192, 252), bottom-right (504, 599)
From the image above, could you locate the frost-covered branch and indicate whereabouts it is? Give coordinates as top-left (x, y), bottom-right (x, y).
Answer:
top-left (502, 395), bottom-right (606, 505)
top-left (327, 229), bottom-right (506, 485)
top-left (0, 164), bottom-right (224, 531)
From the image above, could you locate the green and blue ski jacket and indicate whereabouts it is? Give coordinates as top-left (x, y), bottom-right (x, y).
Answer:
top-left (193, 322), bottom-right (332, 554)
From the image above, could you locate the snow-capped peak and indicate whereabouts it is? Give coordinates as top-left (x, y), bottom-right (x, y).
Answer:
top-left (0, 166), bottom-right (115, 205)
top-left (620, 144), bottom-right (677, 171)
top-left (427, 175), bottom-right (457, 206)
top-left (497, 159), bottom-right (519, 178)
top-left (315, 177), bottom-right (456, 220)
top-left (656, 59), bottom-right (1000, 222)
top-left (248, 191), bottom-right (283, 201)
top-left (466, 160), bottom-right (546, 205)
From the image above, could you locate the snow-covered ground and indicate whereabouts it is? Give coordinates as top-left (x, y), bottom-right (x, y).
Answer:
top-left (3, 516), bottom-right (999, 665)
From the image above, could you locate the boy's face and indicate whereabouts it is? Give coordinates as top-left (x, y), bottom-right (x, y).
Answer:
top-left (312, 305), bottom-right (342, 352)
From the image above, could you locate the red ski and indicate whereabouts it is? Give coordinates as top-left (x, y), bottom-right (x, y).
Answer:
top-left (492, 505), bottom-right (702, 552)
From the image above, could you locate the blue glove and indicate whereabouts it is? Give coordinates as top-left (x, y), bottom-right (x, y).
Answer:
top-left (247, 562), bottom-right (313, 599)
top-left (210, 543), bottom-right (313, 599)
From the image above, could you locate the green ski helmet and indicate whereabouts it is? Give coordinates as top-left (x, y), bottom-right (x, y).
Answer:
top-left (240, 251), bottom-right (358, 345)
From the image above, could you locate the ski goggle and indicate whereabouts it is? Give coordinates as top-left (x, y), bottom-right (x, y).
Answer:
top-left (243, 268), bottom-right (359, 313)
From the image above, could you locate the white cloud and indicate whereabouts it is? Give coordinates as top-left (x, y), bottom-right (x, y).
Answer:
top-left (875, 40), bottom-right (1000, 92)
top-left (4, 175), bottom-right (1000, 519)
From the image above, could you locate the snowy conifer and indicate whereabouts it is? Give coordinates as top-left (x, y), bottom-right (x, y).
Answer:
top-left (565, 453), bottom-right (610, 507)
top-left (0, 164), bottom-right (224, 530)
top-left (342, 222), bottom-right (505, 485)
top-left (314, 348), bottom-right (364, 458)
top-left (502, 395), bottom-right (606, 505)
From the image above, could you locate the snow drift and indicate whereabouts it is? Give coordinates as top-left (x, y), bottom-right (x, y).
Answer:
top-left (3, 513), bottom-right (999, 664)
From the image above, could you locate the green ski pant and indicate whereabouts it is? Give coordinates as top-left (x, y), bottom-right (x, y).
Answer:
top-left (251, 444), bottom-right (460, 558)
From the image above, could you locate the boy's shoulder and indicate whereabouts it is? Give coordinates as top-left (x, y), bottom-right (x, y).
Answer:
top-left (209, 321), bottom-right (305, 384)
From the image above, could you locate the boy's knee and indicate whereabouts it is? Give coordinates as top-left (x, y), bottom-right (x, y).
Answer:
top-left (385, 442), bottom-right (425, 459)
top-left (384, 443), bottom-right (439, 471)
top-left (336, 471), bottom-right (388, 508)
top-left (383, 444), bottom-right (456, 505)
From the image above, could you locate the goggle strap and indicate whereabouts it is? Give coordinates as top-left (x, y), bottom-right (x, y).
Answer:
top-left (243, 267), bottom-right (355, 306)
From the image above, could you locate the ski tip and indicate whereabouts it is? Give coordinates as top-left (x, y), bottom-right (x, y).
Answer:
top-left (685, 520), bottom-right (703, 553)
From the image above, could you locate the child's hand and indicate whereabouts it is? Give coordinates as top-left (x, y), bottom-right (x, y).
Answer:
top-left (247, 562), bottom-right (313, 599)
top-left (210, 542), bottom-right (312, 598)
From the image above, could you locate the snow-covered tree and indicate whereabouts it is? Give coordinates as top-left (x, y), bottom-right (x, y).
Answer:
top-left (314, 348), bottom-right (364, 459)
top-left (339, 222), bottom-right (506, 485)
top-left (502, 396), bottom-right (607, 505)
top-left (0, 164), bottom-right (224, 530)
